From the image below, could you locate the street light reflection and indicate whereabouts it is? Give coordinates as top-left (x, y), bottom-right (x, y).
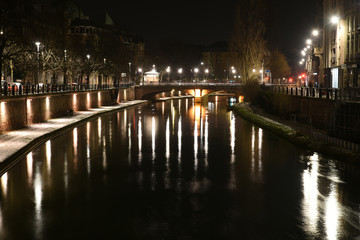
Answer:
top-left (301, 153), bottom-right (344, 239)
top-left (178, 117), bottom-right (182, 165)
top-left (86, 122), bottom-right (91, 175)
top-left (325, 184), bottom-right (340, 240)
top-left (152, 116), bottom-right (156, 161)
top-left (166, 117), bottom-right (170, 165)
top-left (230, 111), bottom-right (236, 164)
top-left (204, 115), bottom-right (208, 167)
top-left (138, 116), bottom-right (142, 163)
top-left (73, 128), bottom-right (78, 172)
top-left (251, 126), bottom-right (263, 181)
top-left (46, 140), bottom-right (51, 173)
top-left (27, 152), bottom-right (33, 185)
top-left (1, 173), bottom-right (8, 197)
top-left (302, 153), bottom-right (319, 235)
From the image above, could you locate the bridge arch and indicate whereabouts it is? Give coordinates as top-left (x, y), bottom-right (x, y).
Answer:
top-left (134, 83), bottom-right (244, 100)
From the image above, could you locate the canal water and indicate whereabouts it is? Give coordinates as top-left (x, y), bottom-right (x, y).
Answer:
top-left (0, 97), bottom-right (359, 240)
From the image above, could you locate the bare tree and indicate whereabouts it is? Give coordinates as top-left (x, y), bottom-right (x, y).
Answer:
top-left (230, 0), bottom-right (268, 83)
top-left (268, 49), bottom-right (291, 83)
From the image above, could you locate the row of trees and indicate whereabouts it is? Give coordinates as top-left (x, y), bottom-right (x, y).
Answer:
top-left (0, 4), bottom-right (134, 86)
top-left (230, 0), bottom-right (291, 84)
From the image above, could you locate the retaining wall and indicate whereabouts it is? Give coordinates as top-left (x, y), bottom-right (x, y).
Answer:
top-left (0, 87), bottom-right (134, 134)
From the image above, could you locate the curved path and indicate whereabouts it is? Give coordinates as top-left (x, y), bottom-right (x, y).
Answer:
top-left (0, 100), bottom-right (147, 175)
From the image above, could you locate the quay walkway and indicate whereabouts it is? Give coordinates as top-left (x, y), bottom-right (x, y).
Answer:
top-left (0, 100), bottom-right (147, 175)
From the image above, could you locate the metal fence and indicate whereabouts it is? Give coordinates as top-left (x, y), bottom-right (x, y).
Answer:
top-left (0, 83), bottom-right (134, 97)
top-left (271, 85), bottom-right (360, 102)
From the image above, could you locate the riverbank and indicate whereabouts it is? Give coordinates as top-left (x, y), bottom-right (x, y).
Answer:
top-left (230, 103), bottom-right (360, 163)
top-left (0, 100), bottom-right (147, 175)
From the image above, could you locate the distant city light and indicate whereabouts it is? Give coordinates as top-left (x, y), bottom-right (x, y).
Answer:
top-left (306, 39), bottom-right (312, 45)
top-left (312, 29), bottom-right (319, 36)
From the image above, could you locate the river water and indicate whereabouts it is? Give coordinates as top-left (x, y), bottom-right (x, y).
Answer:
top-left (0, 96), bottom-right (359, 240)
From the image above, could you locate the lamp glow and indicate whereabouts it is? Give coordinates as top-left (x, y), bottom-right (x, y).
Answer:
top-left (312, 30), bottom-right (319, 36)
top-left (331, 16), bottom-right (339, 24)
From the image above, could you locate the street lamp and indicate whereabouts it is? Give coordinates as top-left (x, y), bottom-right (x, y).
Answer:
top-left (166, 66), bottom-right (171, 82)
top-left (63, 49), bottom-right (67, 85)
top-left (194, 68), bottom-right (199, 82)
top-left (312, 29), bottom-right (319, 36)
top-left (178, 68), bottom-right (183, 82)
top-left (138, 68), bottom-right (143, 85)
top-left (204, 69), bottom-right (209, 81)
top-left (331, 16), bottom-right (339, 25)
top-left (35, 42), bottom-right (41, 84)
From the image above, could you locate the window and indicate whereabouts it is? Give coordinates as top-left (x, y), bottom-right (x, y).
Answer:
top-left (331, 68), bottom-right (339, 88)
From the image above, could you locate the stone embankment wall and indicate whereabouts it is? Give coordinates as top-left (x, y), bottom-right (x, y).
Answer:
top-left (0, 87), bottom-right (134, 134)
top-left (262, 93), bottom-right (360, 144)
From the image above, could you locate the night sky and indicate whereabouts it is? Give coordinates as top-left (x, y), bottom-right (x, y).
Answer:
top-left (76, 0), bottom-right (317, 69)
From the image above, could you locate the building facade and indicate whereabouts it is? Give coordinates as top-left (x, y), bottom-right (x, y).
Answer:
top-left (322, 0), bottom-right (360, 88)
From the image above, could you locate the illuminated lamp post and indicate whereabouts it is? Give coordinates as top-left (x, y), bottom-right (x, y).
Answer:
top-left (35, 42), bottom-right (40, 84)
top-left (178, 68), bottom-right (183, 82)
top-left (86, 54), bottom-right (90, 87)
top-left (194, 68), bottom-right (199, 82)
top-left (204, 69), bottom-right (209, 82)
top-left (138, 68), bottom-right (143, 85)
top-left (166, 66), bottom-right (171, 82)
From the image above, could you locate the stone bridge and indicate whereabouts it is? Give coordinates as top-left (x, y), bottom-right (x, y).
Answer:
top-left (134, 83), bottom-right (244, 100)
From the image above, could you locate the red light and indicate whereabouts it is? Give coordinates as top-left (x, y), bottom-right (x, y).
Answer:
top-left (301, 74), bottom-right (306, 78)
top-left (265, 77), bottom-right (269, 80)
top-left (289, 78), bottom-right (293, 83)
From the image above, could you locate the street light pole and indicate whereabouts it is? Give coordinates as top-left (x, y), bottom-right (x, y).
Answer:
top-left (35, 42), bottom-right (40, 84)
top-left (261, 59), bottom-right (264, 84)
top-left (63, 49), bottom-right (67, 85)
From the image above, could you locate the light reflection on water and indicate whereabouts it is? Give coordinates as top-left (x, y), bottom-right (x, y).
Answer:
top-left (0, 97), bottom-right (359, 239)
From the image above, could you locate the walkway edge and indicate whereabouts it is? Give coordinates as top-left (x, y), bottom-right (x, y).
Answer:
top-left (0, 100), bottom-right (148, 176)
top-left (230, 103), bottom-right (360, 163)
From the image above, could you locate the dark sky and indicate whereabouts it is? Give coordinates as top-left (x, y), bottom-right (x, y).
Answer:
top-left (76, 0), bottom-right (318, 68)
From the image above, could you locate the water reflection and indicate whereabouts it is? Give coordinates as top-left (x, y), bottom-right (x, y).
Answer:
top-left (34, 161), bottom-right (43, 235)
top-left (27, 152), bottom-right (33, 185)
top-left (138, 116), bottom-right (142, 163)
top-left (0, 173), bottom-right (7, 197)
top-left (229, 111), bottom-right (235, 164)
top-left (73, 127), bottom-right (78, 172)
top-left (151, 116), bottom-right (156, 161)
top-left (251, 126), bottom-right (263, 181)
top-left (46, 140), bottom-right (51, 173)
top-left (302, 153), bottom-right (319, 235)
top-left (178, 116), bottom-right (182, 165)
top-left (0, 98), bottom-right (359, 239)
top-left (301, 153), bottom-right (350, 240)
top-left (204, 115), bottom-right (208, 167)
top-left (86, 122), bottom-right (91, 174)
